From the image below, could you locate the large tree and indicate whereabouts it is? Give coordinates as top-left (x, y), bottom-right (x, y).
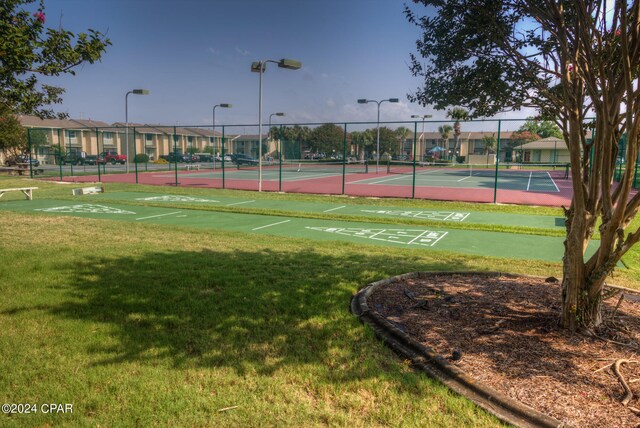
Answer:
top-left (406, 0), bottom-right (640, 333)
top-left (0, 0), bottom-right (110, 119)
top-left (308, 123), bottom-right (344, 155)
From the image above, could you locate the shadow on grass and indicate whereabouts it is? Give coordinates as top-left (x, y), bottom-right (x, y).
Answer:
top-left (49, 246), bottom-right (470, 380)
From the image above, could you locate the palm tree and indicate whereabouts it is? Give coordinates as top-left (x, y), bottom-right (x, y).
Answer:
top-left (438, 124), bottom-right (453, 160)
top-left (447, 107), bottom-right (469, 162)
top-left (395, 126), bottom-right (411, 159)
top-left (482, 134), bottom-right (497, 165)
top-left (350, 130), bottom-right (373, 160)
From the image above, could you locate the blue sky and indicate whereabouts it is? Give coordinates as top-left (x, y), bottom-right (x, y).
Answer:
top-left (38, 0), bottom-right (527, 129)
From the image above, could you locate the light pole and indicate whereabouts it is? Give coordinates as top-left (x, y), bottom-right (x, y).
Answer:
top-left (251, 58), bottom-right (301, 191)
top-left (357, 98), bottom-right (399, 173)
top-left (125, 89), bottom-right (149, 173)
top-left (213, 103), bottom-right (232, 158)
top-left (411, 114), bottom-right (432, 161)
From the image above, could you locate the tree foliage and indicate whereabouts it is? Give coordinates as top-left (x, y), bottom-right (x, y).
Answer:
top-left (0, 104), bottom-right (26, 155)
top-left (350, 130), bottom-right (374, 159)
top-left (406, 0), bottom-right (640, 332)
top-left (308, 123), bottom-right (344, 154)
top-left (0, 0), bottom-right (111, 118)
top-left (376, 126), bottom-right (399, 156)
top-left (518, 117), bottom-right (563, 139)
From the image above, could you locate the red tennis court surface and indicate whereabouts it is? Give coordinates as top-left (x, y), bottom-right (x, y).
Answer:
top-left (51, 167), bottom-right (577, 207)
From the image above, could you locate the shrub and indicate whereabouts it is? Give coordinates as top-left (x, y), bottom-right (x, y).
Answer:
top-left (134, 153), bottom-right (150, 163)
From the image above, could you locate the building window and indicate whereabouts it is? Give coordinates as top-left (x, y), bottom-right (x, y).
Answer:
top-left (146, 134), bottom-right (153, 145)
top-left (67, 130), bottom-right (77, 144)
top-left (103, 132), bottom-right (114, 146)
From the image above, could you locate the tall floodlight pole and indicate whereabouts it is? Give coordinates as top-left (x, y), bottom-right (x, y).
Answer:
top-left (213, 103), bottom-right (232, 156)
top-left (411, 114), bottom-right (432, 161)
top-left (125, 89), bottom-right (149, 173)
top-left (357, 98), bottom-right (399, 173)
top-left (251, 59), bottom-right (301, 191)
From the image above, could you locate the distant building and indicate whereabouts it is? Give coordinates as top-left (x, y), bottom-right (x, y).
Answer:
top-left (515, 137), bottom-right (569, 163)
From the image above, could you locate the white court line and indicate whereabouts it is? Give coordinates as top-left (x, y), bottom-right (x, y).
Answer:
top-left (285, 173), bottom-right (341, 181)
top-left (136, 211), bottom-right (182, 221)
top-left (252, 220), bottom-right (291, 231)
top-left (431, 231), bottom-right (448, 246)
top-left (548, 172), bottom-right (560, 192)
top-left (526, 172), bottom-right (533, 191)
top-left (407, 230), bottom-right (431, 245)
top-left (443, 212), bottom-right (454, 221)
top-left (226, 200), bottom-right (255, 206)
top-left (457, 175), bottom-right (472, 182)
top-left (323, 205), bottom-right (346, 213)
top-left (366, 175), bottom-right (410, 185)
top-left (369, 229), bottom-right (386, 239)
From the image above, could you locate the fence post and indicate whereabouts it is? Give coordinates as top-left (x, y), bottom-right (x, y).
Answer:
top-left (342, 123), bottom-right (347, 195)
top-left (57, 129), bottom-right (63, 181)
top-left (174, 126), bottom-right (179, 186)
top-left (27, 128), bottom-right (33, 178)
top-left (222, 126), bottom-right (226, 189)
top-left (279, 125), bottom-right (283, 192)
top-left (96, 128), bottom-right (101, 182)
top-left (68, 130), bottom-right (74, 177)
top-left (134, 127), bottom-right (139, 184)
top-left (493, 120), bottom-right (502, 204)
top-left (412, 121), bottom-right (418, 199)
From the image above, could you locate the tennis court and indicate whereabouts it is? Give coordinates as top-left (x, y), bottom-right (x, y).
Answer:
top-left (350, 162), bottom-right (568, 193)
top-left (48, 159), bottom-right (575, 206)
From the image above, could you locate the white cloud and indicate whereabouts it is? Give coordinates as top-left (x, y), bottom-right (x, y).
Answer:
top-left (235, 46), bottom-right (252, 57)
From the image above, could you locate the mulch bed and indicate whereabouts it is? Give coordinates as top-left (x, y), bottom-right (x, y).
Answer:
top-left (367, 274), bottom-right (640, 428)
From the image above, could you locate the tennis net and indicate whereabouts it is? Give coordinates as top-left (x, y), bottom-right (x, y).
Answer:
top-left (387, 161), bottom-right (569, 179)
top-left (237, 159), bottom-right (368, 174)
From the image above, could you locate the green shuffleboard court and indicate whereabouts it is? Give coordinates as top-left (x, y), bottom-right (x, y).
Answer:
top-left (1, 197), bottom-right (589, 263)
top-left (89, 191), bottom-right (566, 229)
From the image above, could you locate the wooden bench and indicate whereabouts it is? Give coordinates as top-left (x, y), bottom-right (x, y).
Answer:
top-left (185, 164), bottom-right (201, 171)
top-left (0, 187), bottom-right (38, 200)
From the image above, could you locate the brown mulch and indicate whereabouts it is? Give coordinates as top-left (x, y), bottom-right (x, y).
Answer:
top-left (368, 274), bottom-right (640, 428)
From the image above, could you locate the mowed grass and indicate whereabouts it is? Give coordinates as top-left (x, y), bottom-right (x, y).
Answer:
top-left (0, 177), bottom-right (639, 426)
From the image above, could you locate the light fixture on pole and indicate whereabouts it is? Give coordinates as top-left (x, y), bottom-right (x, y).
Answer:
top-left (357, 97), bottom-right (399, 173)
top-left (213, 103), bottom-right (232, 157)
top-left (125, 89), bottom-right (149, 173)
top-left (251, 59), bottom-right (301, 191)
top-left (411, 114), bottom-right (432, 161)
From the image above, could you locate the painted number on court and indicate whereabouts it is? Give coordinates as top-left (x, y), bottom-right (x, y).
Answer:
top-left (361, 210), bottom-right (470, 222)
top-left (306, 227), bottom-right (447, 247)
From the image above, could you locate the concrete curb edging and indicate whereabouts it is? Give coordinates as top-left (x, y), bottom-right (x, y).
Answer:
top-left (351, 271), bottom-right (563, 428)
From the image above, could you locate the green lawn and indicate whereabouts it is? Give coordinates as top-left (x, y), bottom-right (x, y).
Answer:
top-left (1, 176), bottom-right (639, 426)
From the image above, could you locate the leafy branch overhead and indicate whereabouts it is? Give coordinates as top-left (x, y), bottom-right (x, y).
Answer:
top-left (0, 0), bottom-right (111, 118)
